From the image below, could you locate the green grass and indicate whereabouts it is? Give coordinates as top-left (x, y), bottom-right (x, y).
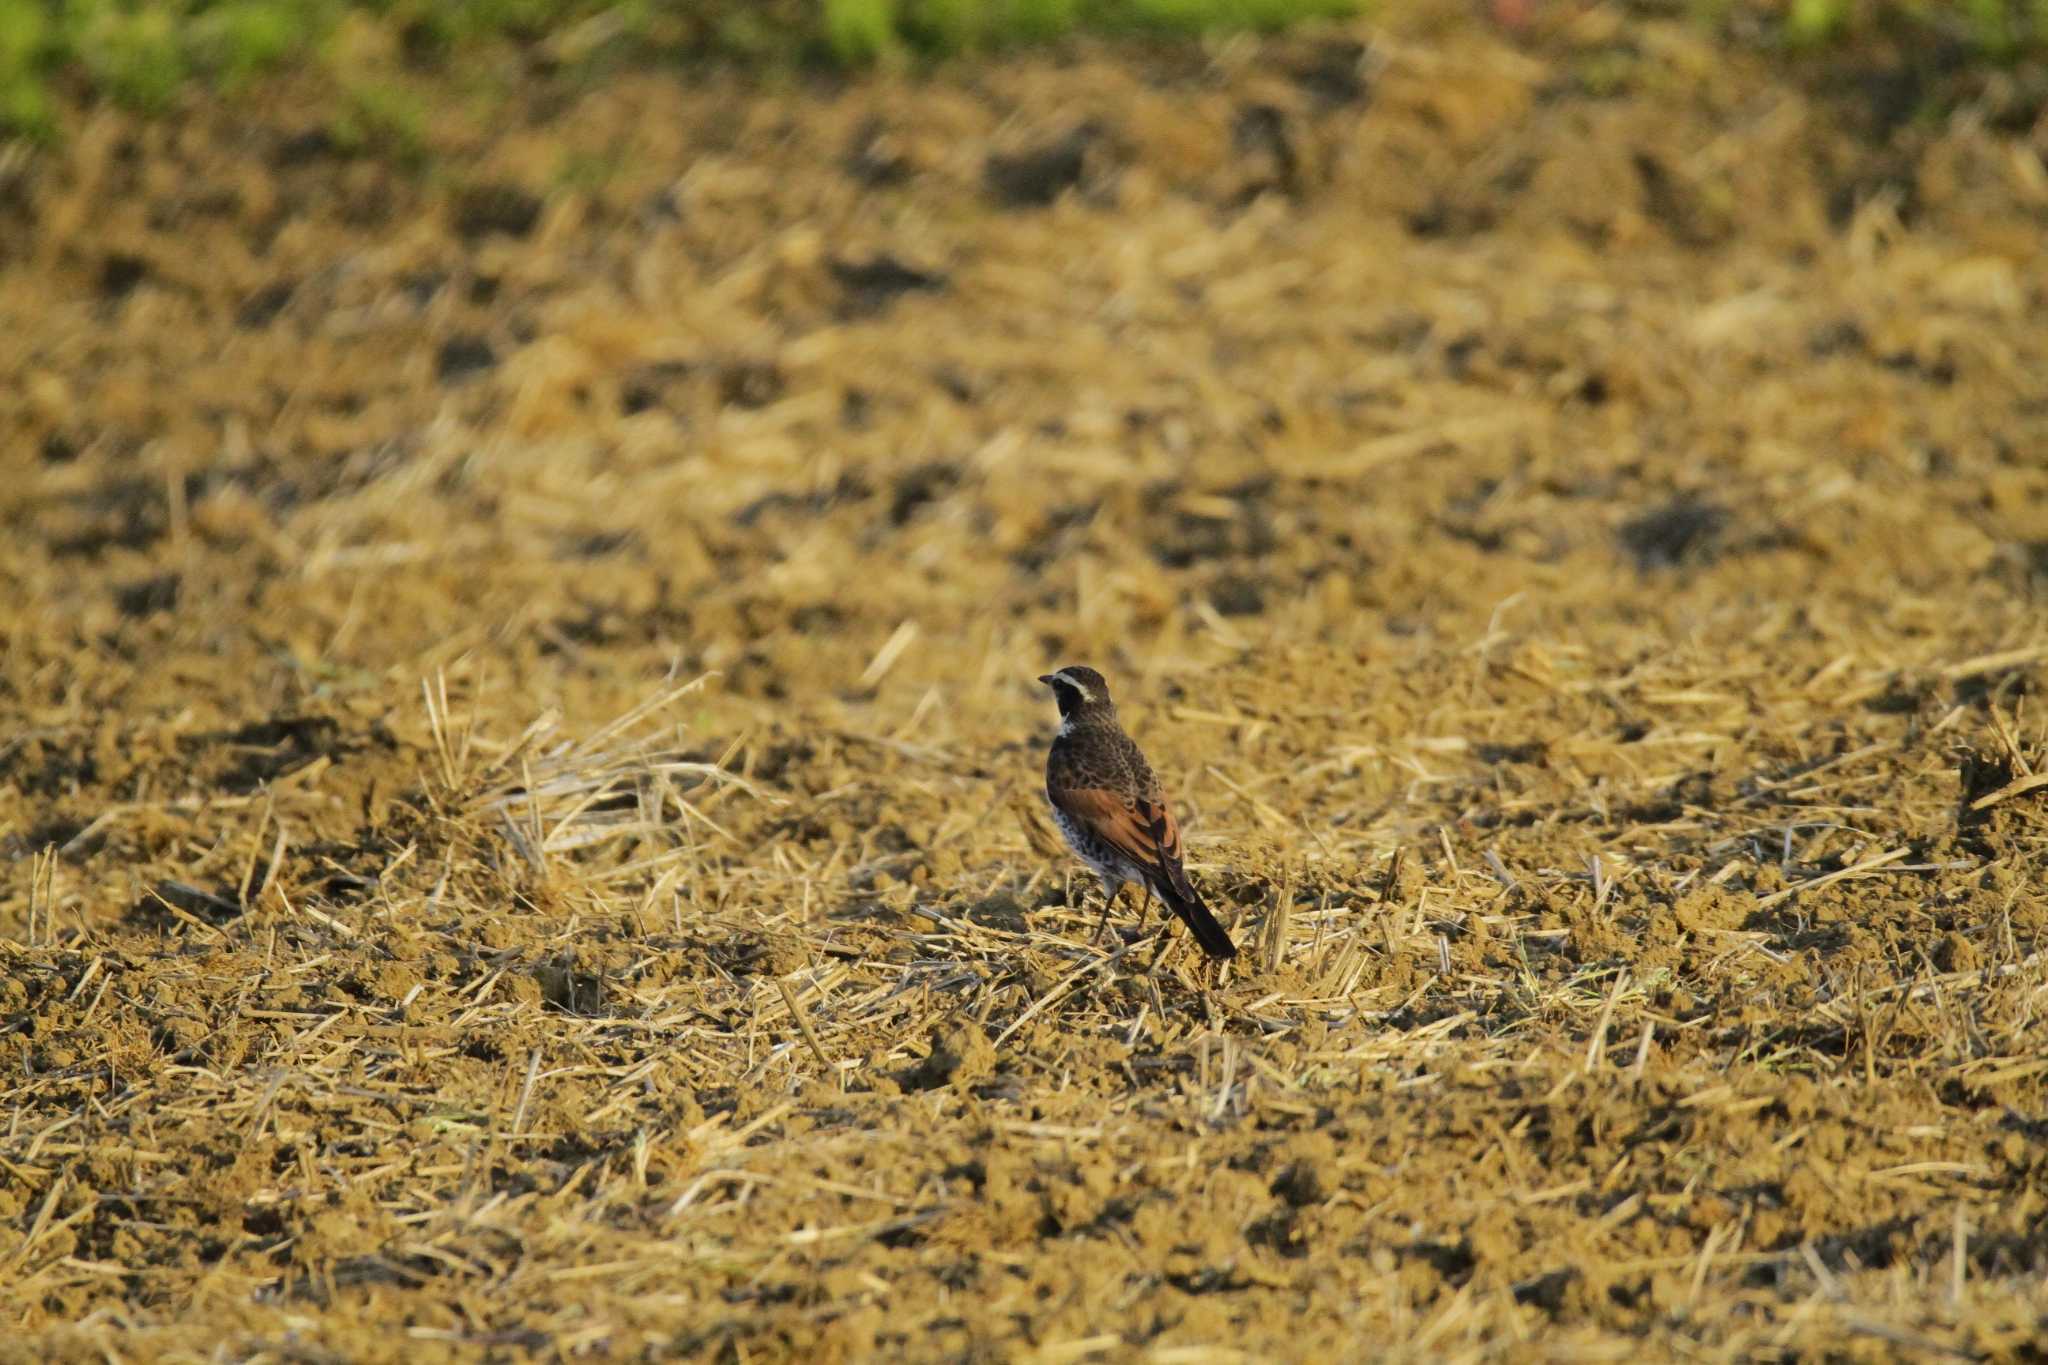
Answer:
top-left (331, 77), bottom-right (427, 163)
top-left (1783, 0), bottom-right (2048, 51)
top-left (0, 0), bottom-right (341, 136)
top-left (820, 0), bottom-right (1366, 62)
top-left (1, 0), bottom-right (2044, 142)
top-left (0, 0), bottom-right (1372, 139)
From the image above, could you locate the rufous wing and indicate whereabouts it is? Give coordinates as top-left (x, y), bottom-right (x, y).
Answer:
top-left (1050, 782), bottom-right (1235, 959)
top-left (1048, 785), bottom-right (1183, 880)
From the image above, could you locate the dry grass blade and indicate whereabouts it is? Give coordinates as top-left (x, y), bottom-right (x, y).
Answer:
top-left (4, 11), bottom-right (2047, 1363)
top-left (468, 676), bottom-right (770, 875)
top-left (1753, 846), bottom-right (1911, 911)
top-left (994, 939), bottom-right (1145, 1048)
top-left (1968, 771), bottom-right (2048, 811)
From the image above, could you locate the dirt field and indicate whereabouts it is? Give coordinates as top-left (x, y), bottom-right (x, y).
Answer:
top-left (5, 7), bottom-right (2048, 1360)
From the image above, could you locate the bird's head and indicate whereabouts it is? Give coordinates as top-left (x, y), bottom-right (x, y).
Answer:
top-left (1037, 665), bottom-right (1114, 723)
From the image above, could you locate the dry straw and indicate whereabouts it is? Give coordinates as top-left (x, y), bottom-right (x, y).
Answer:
top-left (4, 9), bottom-right (2048, 1361)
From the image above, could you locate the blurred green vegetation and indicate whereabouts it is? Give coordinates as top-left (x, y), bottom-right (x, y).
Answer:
top-left (1780, 0), bottom-right (2048, 52)
top-left (823, 0), bottom-right (1368, 62)
top-left (0, 0), bottom-right (1371, 138)
top-left (0, 0), bottom-right (2043, 141)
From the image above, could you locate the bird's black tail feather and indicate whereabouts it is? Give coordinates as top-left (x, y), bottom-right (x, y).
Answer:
top-left (1157, 879), bottom-right (1236, 959)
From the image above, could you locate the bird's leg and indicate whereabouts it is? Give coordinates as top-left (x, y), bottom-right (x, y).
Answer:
top-left (1090, 881), bottom-right (1121, 944)
top-left (1096, 883), bottom-right (1155, 950)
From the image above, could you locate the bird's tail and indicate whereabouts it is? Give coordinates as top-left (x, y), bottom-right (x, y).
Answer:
top-left (1156, 877), bottom-right (1236, 960)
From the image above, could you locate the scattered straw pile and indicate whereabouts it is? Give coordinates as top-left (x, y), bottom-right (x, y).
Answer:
top-left (3, 8), bottom-right (2047, 1360)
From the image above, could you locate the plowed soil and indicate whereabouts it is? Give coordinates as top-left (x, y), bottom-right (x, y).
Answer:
top-left (5, 9), bottom-right (2048, 1360)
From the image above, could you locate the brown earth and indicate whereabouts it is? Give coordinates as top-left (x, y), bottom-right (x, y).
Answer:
top-left (4, 6), bottom-right (2048, 1360)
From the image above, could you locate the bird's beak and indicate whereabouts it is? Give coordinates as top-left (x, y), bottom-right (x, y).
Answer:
top-left (1036, 674), bottom-right (1056, 687)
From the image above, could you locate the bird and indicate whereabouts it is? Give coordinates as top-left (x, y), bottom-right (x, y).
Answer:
top-left (1036, 666), bottom-right (1237, 961)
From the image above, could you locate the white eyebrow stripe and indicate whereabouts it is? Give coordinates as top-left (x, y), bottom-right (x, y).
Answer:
top-left (1053, 671), bottom-right (1094, 703)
